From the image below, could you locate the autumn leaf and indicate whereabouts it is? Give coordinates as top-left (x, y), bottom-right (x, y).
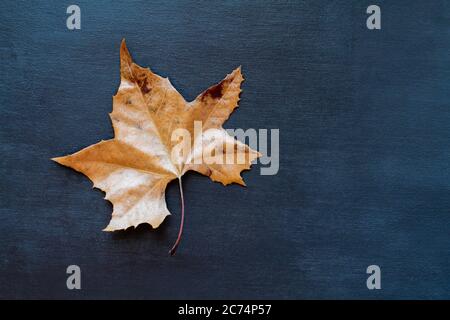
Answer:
top-left (52, 39), bottom-right (260, 255)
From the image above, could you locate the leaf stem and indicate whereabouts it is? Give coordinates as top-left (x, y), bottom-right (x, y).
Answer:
top-left (169, 177), bottom-right (185, 256)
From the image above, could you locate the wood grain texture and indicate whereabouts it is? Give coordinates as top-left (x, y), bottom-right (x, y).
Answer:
top-left (0, 0), bottom-right (449, 299)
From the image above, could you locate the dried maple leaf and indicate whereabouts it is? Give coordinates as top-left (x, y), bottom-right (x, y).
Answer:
top-left (53, 39), bottom-right (260, 255)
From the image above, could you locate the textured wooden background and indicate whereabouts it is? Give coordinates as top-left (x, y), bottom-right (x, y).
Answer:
top-left (1, 0), bottom-right (449, 299)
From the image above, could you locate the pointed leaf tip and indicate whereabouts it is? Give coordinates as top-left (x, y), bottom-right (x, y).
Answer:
top-left (231, 66), bottom-right (244, 81)
top-left (51, 156), bottom-right (64, 166)
top-left (120, 39), bottom-right (132, 64)
top-left (120, 38), bottom-right (127, 50)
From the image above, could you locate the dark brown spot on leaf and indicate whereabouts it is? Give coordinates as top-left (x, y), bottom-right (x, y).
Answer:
top-left (138, 78), bottom-right (151, 94)
top-left (201, 78), bottom-right (231, 101)
top-left (208, 83), bottom-right (223, 99)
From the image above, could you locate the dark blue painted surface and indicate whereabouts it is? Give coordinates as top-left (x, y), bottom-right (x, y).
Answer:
top-left (1, 1), bottom-right (449, 299)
